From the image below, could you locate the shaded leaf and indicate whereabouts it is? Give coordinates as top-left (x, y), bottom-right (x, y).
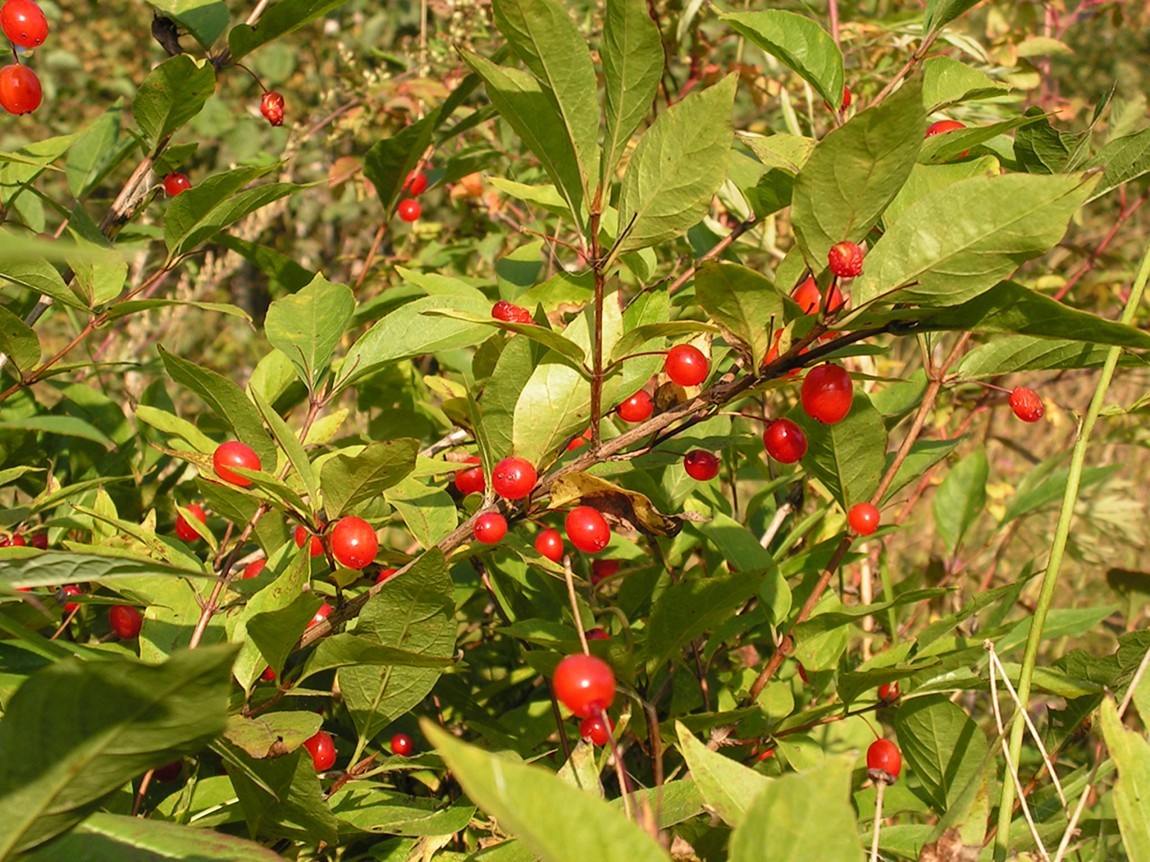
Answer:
top-left (722, 11), bottom-right (843, 108)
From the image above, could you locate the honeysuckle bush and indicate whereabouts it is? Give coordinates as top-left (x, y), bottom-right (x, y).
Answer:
top-left (1, 0), bottom-right (1149, 860)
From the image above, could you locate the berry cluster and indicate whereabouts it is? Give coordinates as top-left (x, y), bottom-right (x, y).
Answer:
top-left (397, 168), bottom-right (431, 223)
top-left (0, 0), bottom-right (47, 115)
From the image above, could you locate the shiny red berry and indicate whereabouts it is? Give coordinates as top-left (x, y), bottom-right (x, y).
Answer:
top-left (397, 198), bottom-right (421, 222)
top-left (926, 119), bottom-right (965, 137)
top-left (175, 504), bottom-right (207, 542)
top-left (1, 0), bottom-right (47, 47)
top-left (585, 628), bottom-right (609, 641)
top-left (294, 524), bottom-right (326, 557)
top-left (391, 733), bottom-right (414, 756)
top-left (1009, 387), bottom-right (1044, 423)
top-left (791, 276), bottom-right (844, 315)
top-left (617, 390), bottom-right (654, 423)
top-left (878, 681), bottom-right (901, 702)
top-left (553, 653), bottom-right (616, 718)
top-left (867, 738), bottom-right (902, 783)
top-left (242, 559), bottom-right (266, 579)
top-left (404, 170), bottom-right (429, 195)
top-left (763, 418), bottom-right (807, 464)
top-left (801, 363), bottom-right (853, 424)
top-left (454, 456), bottom-right (485, 496)
top-left (376, 567), bottom-right (399, 583)
top-left (212, 441), bottom-right (260, 487)
top-left (566, 429), bottom-right (591, 451)
top-left (664, 344), bottom-right (709, 387)
top-left (684, 450), bottom-right (719, 481)
top-left (60, 584), bottom-right (82, 613)
top-left (163, 172), bottom-right (192, 197)
top-left (492, 457), bottom-right (537, 500)
top-left (590, 559), bottom-right (620, 585)
top-left (565, 506), bottom-right (610, 554)
top-left (330, 516), bottom-right (378, 569)
top-left (492, 300), bottom-right (533, 324)
top-left (579, 713), bottom-right (614, 746)
top-left (260, 90), bottom-right (285, 126)
top-left (841, 85), bottom-right (852, 109)
top-left (827, 241), bottom-right (864, 279)
top-left (848, 502), bottom-right (880, 536)
top-left (260, 665), bottom-right (276, 682)
top-left (303, 730), bottom-right (336, 771)
top-left (109, 605), bottom-right (143, 639)
top-left (535, 528), bottom-right (565, 563)
top-left (307, 602), bottom-right (333, 629)
top-left (0, 64), bottom-right (40, 115)
top-left (474, 512), bottom-right (507, 544)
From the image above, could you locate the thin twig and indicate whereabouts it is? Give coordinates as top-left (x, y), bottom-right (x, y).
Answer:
top-left (870, 781), bottom-right (885, 862)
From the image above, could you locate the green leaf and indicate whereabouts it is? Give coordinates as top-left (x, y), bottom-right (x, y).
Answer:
top-left (228, 0), bottom-right (350, 61)
top-left (363, 107), bottom-right (446, 215)
top-left (615, 74), bottom-right (736, 254)
top-left (0, 304), bottom-right (39, 375)
top-left (924, 0), bottom-right (985, 34)
top-left (675, 723), bottom-right (770, 827)
top-left (0, 646), bottom-right (235, 857)
top-left (492, 0), bottom-right (599, 212)
top-left (0, 415), bottom-right (116, 449)
top-left (0, 230), bottom-right (117, 265)
top-left (646, 569), bottom-right (762, 672)
top-left (1014, 107), bottom-right (1075, 174)
top-left (1087, 126), bottom-right (1150, 202)
top-left (882, 438), bottom-right (961, 504)
top-left (883, 158), bottom-right (1000, 227)
top-left (932, 448), bottom-right (987, 555)
top-left (958, 336), bottom-right (1127, 376)
top-left (722, 11), bottom-right (843, 108)
top-left (696, 261), bottom-right (782, 369)
top-left (795, 392), bottom-right (887, 508)
top-left (103, 299), bottom-right (252, 323)
top-left (853, 173), bottom-right (1098, 307)
top-left (0, 259), bottom-right (86, 311)
top-left (223, 746), bottom-right (339, 844)
top-left (165, 175), bottom-right (298, 257)
top-left (1001, 462), bottom-right (1117, 526)
top-left (922, 56), bottom-right (1009, 111)
top-left (145, 0), bottom-right (230, 47)
top-left (250, 388), bottom-right (319, 503)
top-left (340, 552), bottom-right (456, 743)
top-left (423, 308), bottom-right (587, 368)
top-left (330, 788), bottom-right (476, 837)
top-left (228, 554), bottom-right (313, 690)
top-left (133, 55), bottom-right (216, 150)
top-left (0, 551), bottom-right (209, 591)
top-left (1100, 697), bottom-right (1150, 861)
top-left (264, 273), bottom-right (355, 390)
top-left (298, 633), bottom-right (455, 683)
top-left (224, 712), bottom-right (322, 759)
top-left (694, 513), bottom-right (791, 623)
top-left (791, 77), bottom-right (925, 271)
top-left (425, 722), bottom-right (670, 862)
top-left (217, 235), bottom-right (315, 291)
top-left (320, 439), bottom-right (419, 518)
top-left (385, 478), bottom-right (458, 548)
top-left (601, 0), bottom-right (663, 180)
top-left (729, 756), bottom-right (864, 862)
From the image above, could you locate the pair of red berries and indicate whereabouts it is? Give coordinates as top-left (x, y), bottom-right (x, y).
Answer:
top-left (456, 456), bottom-right (538, 500)
top-left (397, 169), bottom-right (430, 222)
top-left (0, 0), bottom-right (47, 115)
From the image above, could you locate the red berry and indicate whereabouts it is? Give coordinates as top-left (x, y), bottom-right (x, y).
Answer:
top-left (376, 567), bottom-right (399, 584)
top-left (553, 653), bottom-right (616, 718)
top-left (797, 663), bottom-right (810, 685)
top-left (492, 300), bottom-right (533, 324)
top-left (617, 390), bottom-right (654, 423)
top-left (294, 524), bottom-right (326, 557)
top-left (454, 456), bottom-right (485, 496)
top-left (590, 559), bottom-right (620, 585)
top-left (260, 665), bottom-right (276, 682)
top-left (397, 198), bottom-right (421, 222)
top-left (242, 559), bottom-right (266, 579)
top-left (260, 90), bottom-right (285, 126)
top-left (684, 450), bottom-right (720, 481)
top-left (848, 502), bottom-right (880, 536)
top-left (762, 418), bottom-right (807, 464)
top-left (567, 429), bottom-right (592, 451)
top-left (391, 733), bottom-right (414, 756)
top-left (878, 681), bottom-right (901, 702)
top-left (60, 584), bottom-right (82, 613)
top-left (303, 730), bottom-right (336, 771)
top-left (579, 713), bottom-right (614, 746)
top-left (664, 344), bottom-right (709, 387)
top-left (4, 534), bottom-right (25, 547)
top-left (827, 241), bottom-right (864, 279)
top-left (585, 627), bottom-right (609, 641)
top-left (30, 532), bottom-right (47, 549)
top-left (212, 441), bottom-right (261, 487)
top-left (307, 602), bottom-right (333, 629)
top-left (474, 512), bottom-right (507, 544)
top-left (841, 85), bottom-right (852, 109)
top-left (175, 503), bottom-right (207, 542)
top-left (1, 0), bottom-right (47, 47)
top-left (330, 516), bottom-right (378, 570)
top-left (867, 738), bottom-right (902, 783)
top-left (109, 605), bottom-right (143, 639)
top-left (791, 276), bottom-right (844, 315)
top-left (492, 457), bottom-right (537, 501)
top-left (534, 528), bottom-right (565, 563)
top-left (404, 170), bottom-right (429, 195)
top-left (163, 172), bottom-right (192, 197)
top-left (756, 747), bottom-right (776, 762)
top-left (801, 363), bottom-right (853, 424)
top-left (1009, 386), bottom-right (1045, 423)
top-left (926, 119), bottom-right (965, 137)
top-left (0, 64), bottom-right (40, 115)
top-left (565, 506), bottom-right (610, 554)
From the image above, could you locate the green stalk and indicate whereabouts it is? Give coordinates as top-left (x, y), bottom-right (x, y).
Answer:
top-left (993, 243), bottom-right (1150, 860)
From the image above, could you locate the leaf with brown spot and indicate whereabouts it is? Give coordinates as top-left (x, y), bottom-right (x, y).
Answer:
top-left (549, 472), bottom-right (686, 537)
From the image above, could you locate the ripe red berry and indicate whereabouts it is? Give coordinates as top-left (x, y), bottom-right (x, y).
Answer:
top-left (1009, 386), bottom-right (1045, 423)
top-left (848, 502), bottom-right (880, 536)
top-left (175, 504), bottom-right (207, 542)
top-left (617, 390), bottom-right (653, 423)
top-left (0, 64), bottom-right (40, 115)
top-left (212, 441), bottom-right (261, 487)
top-left (260, 90), bottom-right (285, 126)
top-left (307, 602), bottom-right (333, 629)
top-left (391, 733), bottom-right (414, 756)
top-left (404, 170), bottom-right (429, 196)
top-left (566, 428), bottom-right (592, 451)
top-left (878, 681), bottom-right (901, 702)
top-left (590, 559), bottom-right (620, 585)
top-left (585, 627), bottom-right (609, 641)
top-left (260, 665), bottom-right (276, 682)
top-left (762, 418), bottom-right (807, 464)
top-left (492, 457), bottom-right (537, 500)
top-left (926, 119), bottom-right (965, 137)
top-left (841, 85), bottom-right (852, 110)
top-left (683, 450), bottom-right (720, 481)
top-left (242, 559), bottom-right (266, 579)
top-left (565, 506), bottom-right (610, 554)
top-left (30, 532), bottom-right (47, 549)
top-left (866, 738), bottom-right (902, 783)
top-left (109, 605), bottom-right (143, 639)
top-left (474, 512), bottom-right (507, 544)
top-left (534, 528), bottom-right (565, 563)
top-left (294, 524), bottom-right (326, 557)
top-left (303, 730), bottom-right (336, 771)
top-left (330, 516), bottom-right (378, 569)
top-left (827, 241), bottom-right (865, 279)
top-left (554, 654), bottom-right (616, 718)
top-left (801, 363), bottom-right (853, 424)
top-left (664, 344), bottom-right (709, 387)
top-left (163, 171), bottom-right (192, 197)
top-left (453, 456), bottom-right (485, 496)
top-left (397, 198), bottom-right (421, 222)
top-left (60, 584), bottom-right (82, 613)
top-left (1, 0), bottom-right (47, 47)
top-left (791, 276), bottom-right (845, 315)
top-left (376, 567), bottom-right (399, 583)
top-left (2, 534), bottom-right (27, 547)
top-left (492, 299), bottom-right (534, 325)
top-left (579, 713), bottom-right (614, 746)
